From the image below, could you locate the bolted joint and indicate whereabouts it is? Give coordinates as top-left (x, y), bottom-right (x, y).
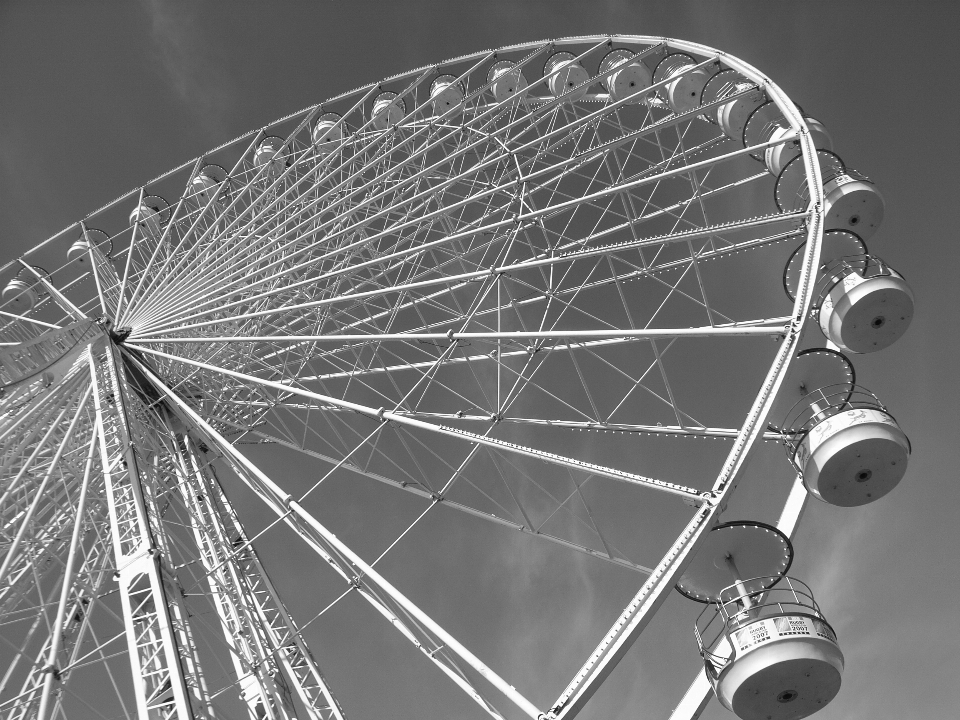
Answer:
top-left (109, 325), bottom-right (133, 345)
top-left (698, 491), bottom-right (720, 507)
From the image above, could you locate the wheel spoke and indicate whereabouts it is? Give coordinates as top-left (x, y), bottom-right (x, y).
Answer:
top-left (144, 360), bottom-right (543, 720)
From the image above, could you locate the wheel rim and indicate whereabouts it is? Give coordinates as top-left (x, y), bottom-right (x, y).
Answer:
top-left (0, 36), bottom-right (826, 720)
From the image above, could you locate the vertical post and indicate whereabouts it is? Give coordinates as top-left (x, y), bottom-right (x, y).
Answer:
top-left (167, 431), bottom-right (296, 720)
top-left (722, 554), bottom-right (754, 610)
top-left (181, 437), bottom-right (346, 720)
top-left (88, 343), bottom-right (204, 720)
top-left (184, 436), bottom-right (343, 720)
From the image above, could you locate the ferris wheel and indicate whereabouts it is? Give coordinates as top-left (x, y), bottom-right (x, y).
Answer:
top-left (0, 36), bottom-right (914, 720)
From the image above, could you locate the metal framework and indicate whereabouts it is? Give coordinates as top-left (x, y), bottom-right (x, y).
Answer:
top-left (0, 36), bottom-right (829, 720)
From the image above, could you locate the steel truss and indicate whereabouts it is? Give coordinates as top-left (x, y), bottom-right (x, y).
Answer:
top-left (0, 35), bottom-right (830, 720)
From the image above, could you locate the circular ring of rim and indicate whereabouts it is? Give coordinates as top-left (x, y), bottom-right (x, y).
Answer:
top-left (0, 37), bottom-right (827, 717)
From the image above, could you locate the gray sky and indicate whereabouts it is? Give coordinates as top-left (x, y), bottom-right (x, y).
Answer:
top-left (1, 2), bottom-right (958, 719)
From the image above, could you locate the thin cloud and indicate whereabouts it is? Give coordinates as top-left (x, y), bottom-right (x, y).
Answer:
top-left (139, 0), bottom-right (232, 139)
top-left (0, 124), bottom-right (50, 246)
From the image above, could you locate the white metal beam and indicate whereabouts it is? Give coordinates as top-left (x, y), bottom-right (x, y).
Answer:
top-left (127, 343), bottom-right (701, 500)
top-left (134, 354), bottom-right (543, 720)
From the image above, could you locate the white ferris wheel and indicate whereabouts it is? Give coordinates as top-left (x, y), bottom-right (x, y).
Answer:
top-left (0, 36), bottom-right (914, 720)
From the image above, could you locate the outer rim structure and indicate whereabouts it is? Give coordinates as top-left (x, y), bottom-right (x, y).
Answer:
top-left (0, 35), bottom-right (825, 720)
